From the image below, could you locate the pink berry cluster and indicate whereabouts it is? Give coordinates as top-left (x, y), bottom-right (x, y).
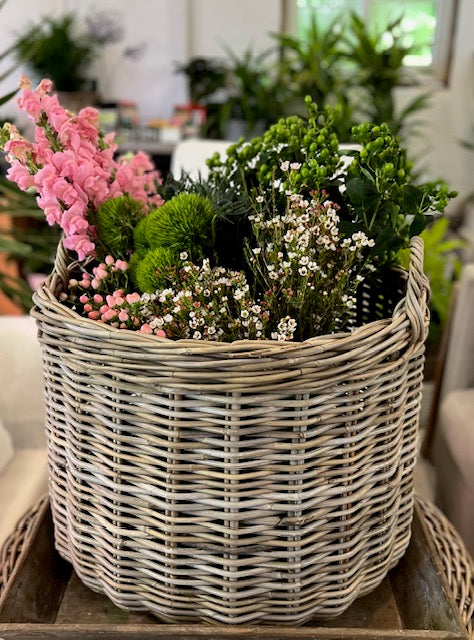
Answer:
top-left (0, 77), bottom-right (163, 260)
top-left (63, 255), bottom-right (157, 331)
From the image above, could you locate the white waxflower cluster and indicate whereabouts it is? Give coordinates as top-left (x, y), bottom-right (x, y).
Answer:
top-left (246, 189), bottom-right (376, 337)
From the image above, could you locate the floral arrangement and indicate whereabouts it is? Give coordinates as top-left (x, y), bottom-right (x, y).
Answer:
top-left (0, 78), bottom-right (456, 342)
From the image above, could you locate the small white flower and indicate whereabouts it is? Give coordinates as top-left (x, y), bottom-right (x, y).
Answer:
top-left (179, 251), bottom-right (188, 260)
top-left (290, 162), bottom-right (301, 170)
top-left (280, 161), bottom-right (290, 172)
top-left (255, 195), bottom-right (264, 204)
top-left (298, 266), bottom-right (308, 276)
top-left (193, 331), bottom-right (202, 340)
top-left (241, 309), bottom-right (249, 318)
top-left (252, 247), bottom-right (261, 255)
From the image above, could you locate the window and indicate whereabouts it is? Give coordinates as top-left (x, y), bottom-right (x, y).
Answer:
top-left (294, 0), bottom-right (458, 83)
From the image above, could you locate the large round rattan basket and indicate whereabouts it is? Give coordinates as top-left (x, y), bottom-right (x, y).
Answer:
top-left (31, 236), bottom-right (429, 625)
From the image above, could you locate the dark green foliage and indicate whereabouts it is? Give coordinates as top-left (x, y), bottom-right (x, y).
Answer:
top-left (95, 195), bottom-right (145, 259)
top-left (207, 97), bottom-right (457, 268)
top-left (146, 193), bottom-right (216, 261)
top-left (343, 122), bottom-right (457, 264)
top-left (156, 172), bottom-right (251, 270)
top-left (134, 246), bottom-right (179, 294)
top-left (127, 251), bottom-right (142, 289)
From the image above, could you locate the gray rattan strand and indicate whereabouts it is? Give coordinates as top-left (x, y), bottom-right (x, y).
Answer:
top-left (31, 237), bottom-right (429, 625)
top-left (416, 496), bottom-right (474, 638)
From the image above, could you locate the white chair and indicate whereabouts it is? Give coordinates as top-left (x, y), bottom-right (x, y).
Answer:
top-left (170, 139), bottom-right (233, 181)
top-left (432, 263), bottom-right (474, 555)
top-left (0, 315), bottom-right (48, 548)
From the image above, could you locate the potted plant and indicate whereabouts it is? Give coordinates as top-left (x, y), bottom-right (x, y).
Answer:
top-left (177, 48), bottom-right (290, 140)
top-left (14, 12), bottom-right (122, 110)
top-left (342, 13), bottom-right (431, 138)
top-left (0, 78), bottom-right (455, 624)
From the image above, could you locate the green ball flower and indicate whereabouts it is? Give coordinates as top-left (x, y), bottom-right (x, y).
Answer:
top-left (127, 251), bottom-right (143, 289)
top-left (133, 216), bottom-right (150, 256)
top-left (96, 196), bottom-right (145, 258)
top-left (146, 193), bottom-right (215, 259)
top-left (134, 246), bottom-right (178, 294)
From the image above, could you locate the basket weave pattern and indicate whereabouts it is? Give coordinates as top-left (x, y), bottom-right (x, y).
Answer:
top-left (31, 237), bottom-right (429, 624)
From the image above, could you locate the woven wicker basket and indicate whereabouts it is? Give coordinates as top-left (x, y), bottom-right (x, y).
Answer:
top-left (31, 236), bottom-right (429, 625)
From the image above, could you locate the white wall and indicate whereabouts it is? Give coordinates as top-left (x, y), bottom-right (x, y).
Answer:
top-left (189, 0), bottom-right (281, 59)
top-left (0, 0), bottom-right (188, 123)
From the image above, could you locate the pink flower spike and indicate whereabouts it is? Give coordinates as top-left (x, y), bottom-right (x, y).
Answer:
top-left (105, 255), bottom-right (114, 265)
top-left (91, 278), bottom-right (100, 289)
top-left (118, 311), bottom-right (129, 322)
top-left (93, 294), bottom-right (103, 304)
top-left (156, 329), bottom-right (167, 338)
top-left (88, 310), bottom-right (100, 320)
top-left (125, 292), bottom-right (141, 304)
top-left (83, 303), bottom-right (93, 312)
top-left (6, 161), bottom-right (34, 190)
top-left (79, 294), bottom-right (89, 304)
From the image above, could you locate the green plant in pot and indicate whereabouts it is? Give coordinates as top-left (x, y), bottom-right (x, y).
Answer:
top-left (14, 12), bottom-right (122, 107)
top-left (0, 178), bottom-right (60, 311)
top-left (272, 14), bottom-right (353, 139)
top-left (342, 12), bottom-right (431, 138)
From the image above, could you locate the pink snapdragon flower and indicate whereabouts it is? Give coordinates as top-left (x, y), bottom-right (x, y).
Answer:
top-left (0, 76), bottom-right (163, 261)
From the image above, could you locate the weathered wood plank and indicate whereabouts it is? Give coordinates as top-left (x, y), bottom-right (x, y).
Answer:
top-left (0, 500), bottom-right (71, 623)
top-left (390, 505), bottom-right (465, 634)
top-left (0, 623), bottom-right (466, 640)
top-left (55, 568), bottom-right (401, 629)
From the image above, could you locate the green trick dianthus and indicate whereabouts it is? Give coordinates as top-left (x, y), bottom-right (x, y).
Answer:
top-left (133, 216), bottom-right (150, 256)
top-left (134, 246), bottom-right (179, 294)
top-left (146, 193), bottom-right (215, 260)
top-left (95, 195), bottom-right (145, 258)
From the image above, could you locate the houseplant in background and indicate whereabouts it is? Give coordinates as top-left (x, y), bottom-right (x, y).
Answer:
top-left (14, 11), bottom-right (122, 111)
top-left (177, 47), bottom-right (289, 140)
top-left (0, 178), bottom-right (59, 310)
top-left (342, 12), bottom-right (431, 139)
top-left (0, 77), bottom-right (455, 624)
top-left (272, 14), bottom-right (353, 138)
top-left (180, 10), bottom-right (430, 144)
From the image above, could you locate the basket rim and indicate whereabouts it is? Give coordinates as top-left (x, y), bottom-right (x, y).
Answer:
top-left (30, 237), bottom-right (428, 358)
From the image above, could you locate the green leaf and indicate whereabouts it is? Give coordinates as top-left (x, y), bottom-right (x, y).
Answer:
top-left (409, 212), bottom-right (428, 237)
top-left (0, 88), bottom-right (17, 107)
top-left (402, 185), bottom-right (425, 214)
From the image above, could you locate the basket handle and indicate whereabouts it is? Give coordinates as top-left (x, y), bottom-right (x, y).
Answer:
top-left (404, 236), bottom-right (430, 345)
top-left (52, 238), bottom-right (76, 291)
